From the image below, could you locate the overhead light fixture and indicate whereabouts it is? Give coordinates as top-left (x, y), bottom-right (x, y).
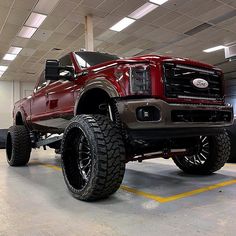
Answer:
top-left (149, 0), bottom-right (169, 5)
top-left (110, 17), bottom-right (136, 32)
top-left (25, 12), bottom-right (47, 28)
top-left (203, 45), bottom-right (226, 53)
top-left (0, 66), bottom-right (8, 72)
top-left (129, 2), bottom-right (158, 19)
top-left (34, 0), bottom-right (60, 14)
top-left (8, 46), bottom-right (22, 55)
top-left (3, 54), bottom-right (17, 61)
top-left (18, 26), bottom-right (37, 38)
top-left (225, 44), bottom-right (236, 61)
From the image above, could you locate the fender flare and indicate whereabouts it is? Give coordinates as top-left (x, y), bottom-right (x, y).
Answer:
top-left (14, 108), bottom-right (27, 126)
top-left (74, 77), bottom-right (120, 116)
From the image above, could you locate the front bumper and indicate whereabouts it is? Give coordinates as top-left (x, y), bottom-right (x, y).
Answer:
top-left (116, 98), bottom-right (233, 130)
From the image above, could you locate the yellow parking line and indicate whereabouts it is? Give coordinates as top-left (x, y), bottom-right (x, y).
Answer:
top-left (40, 163), bottom-right (62, 171)
top-left (121, 179), bottom-right (236, 203)
top-left (225, 163), bottom-right (236, 167)
top-left (120, 185), bottom-right (165, 202)
top-left (158, 179), bottom-right (236, 203)
top-left (34, 161), bottom-right (236, 203)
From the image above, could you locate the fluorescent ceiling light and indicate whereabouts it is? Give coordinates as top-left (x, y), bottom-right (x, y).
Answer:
top-left (18, 26), bottom-right (37, 38)
top-left (149, 0), bottom-right (169, 5)
top-left (129, 2), bottom-right (158, 19)
top-left (3, 54), bottom-right (17, 61)
top-left (110, 17), bottom-right (136, 32)
top-left (203, 45), bottom-right (226, 53)
top-left (0, 66), bottom-right (8, 72)
top-left (34, 0), bottom-right (60, 14)
top-left (8, 46), bottom-right (22, 55)
top-left (25, 12), bottom-right (47, 28)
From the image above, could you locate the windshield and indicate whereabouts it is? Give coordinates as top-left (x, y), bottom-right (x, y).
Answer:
top-left (75, 51), bottom-right (119, 69)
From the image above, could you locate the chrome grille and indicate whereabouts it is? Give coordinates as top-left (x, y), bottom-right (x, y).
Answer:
top-left (163, 63), bottom-right (223, 100)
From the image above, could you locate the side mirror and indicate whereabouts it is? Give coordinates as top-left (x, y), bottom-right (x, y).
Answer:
top-left (59, 66), bottom-right (75, 79)
top-left (45, 60), bottom-right (75, 81)
top-left (45, 60), bottom-right (60, 80)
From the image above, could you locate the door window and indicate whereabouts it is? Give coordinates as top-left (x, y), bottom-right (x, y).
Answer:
top-left (35, 71), bottom-right (47, 92)
top-left (59, 54), bottom-right (73, 76)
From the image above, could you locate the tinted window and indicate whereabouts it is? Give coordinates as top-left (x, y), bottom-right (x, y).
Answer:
top-left (59, 54), bottom-right (73, 76)
top-left (59, 54), bottom-right (73, 67)
top-left (75, 51), bottom-right (119, 68)
top-left (35, 71), bottom-right (47, 91)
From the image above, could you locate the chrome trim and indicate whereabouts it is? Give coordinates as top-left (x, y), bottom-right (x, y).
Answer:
top-left (92, 63), bottom-right (117, 73)
top-left (176, 64), bottom-right (215, 75)
top-left (178, 95), bottom-right (217, 101)
top-left (129, 67), bottom-right (133, 93)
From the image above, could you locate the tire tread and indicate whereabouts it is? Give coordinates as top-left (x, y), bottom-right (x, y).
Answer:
top-left (61, 114), bottom-right (125, 201)
top-left (6, 125), bottom-right (31, 166)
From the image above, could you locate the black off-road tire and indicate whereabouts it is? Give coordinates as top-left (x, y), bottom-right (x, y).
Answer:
top-left (173, 131), bottom-right (231, 175)
top-left (61, 114), bottom-right (125, 201)
top-left (226, 130), bottom-right (236, 163)
top-left (6, 125), bottom-right (32, 166)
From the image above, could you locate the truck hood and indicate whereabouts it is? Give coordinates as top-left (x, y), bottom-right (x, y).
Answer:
top-left (88, 54), bottom-right (220, 73)
top-left (132, 55), bottom-right (219, 70)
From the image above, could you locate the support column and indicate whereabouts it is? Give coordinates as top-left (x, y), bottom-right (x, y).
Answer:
top-left (85, 15), bottom-right (94, 51)
top-left (13, 80), bottom-right (21, 103)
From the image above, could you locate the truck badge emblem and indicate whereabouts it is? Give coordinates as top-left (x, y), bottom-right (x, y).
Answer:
top-left (192, 78), bottom-right (209, 89)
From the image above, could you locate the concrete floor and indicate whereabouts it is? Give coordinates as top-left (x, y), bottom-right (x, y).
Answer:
top-left (0, 149), bottom-right (236, 236)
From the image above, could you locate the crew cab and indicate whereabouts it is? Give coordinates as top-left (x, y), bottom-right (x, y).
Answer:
top-left (6, 51), bottom-right (233, 201)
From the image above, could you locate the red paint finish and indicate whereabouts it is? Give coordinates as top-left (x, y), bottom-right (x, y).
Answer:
top-left (13, 52), bottom-right (226, 132)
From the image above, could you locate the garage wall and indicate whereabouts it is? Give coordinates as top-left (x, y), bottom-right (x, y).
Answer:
top-left (225, 79), bottom-right (236, 114)
top-left (0, 81), bottom-right (13, 129)
top-left (0, 81), bottom-right (34, 129)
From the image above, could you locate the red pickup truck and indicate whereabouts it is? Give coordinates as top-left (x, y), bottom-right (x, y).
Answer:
top-left (6, 51), bottom-right (233, 201)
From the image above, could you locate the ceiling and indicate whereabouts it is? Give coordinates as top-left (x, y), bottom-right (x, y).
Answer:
top-left (0, 0), bottom-right (236, 82)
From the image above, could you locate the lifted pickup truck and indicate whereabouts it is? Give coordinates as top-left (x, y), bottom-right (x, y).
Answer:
top-left (6, 51), bottom-right (233, 201)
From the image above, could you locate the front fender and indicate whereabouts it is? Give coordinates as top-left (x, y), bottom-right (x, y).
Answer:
top-left (74, 77), bottom-right (121, 116)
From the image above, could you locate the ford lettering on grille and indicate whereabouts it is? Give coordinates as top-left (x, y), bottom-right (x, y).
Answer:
top-left (192, 78), bottom-right (209, 89)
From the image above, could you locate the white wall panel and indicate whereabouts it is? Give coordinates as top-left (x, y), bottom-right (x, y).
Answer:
top-left (0, 81), bottom-right (34, 129)
top-left (0, 81), bottom-right (14, 129)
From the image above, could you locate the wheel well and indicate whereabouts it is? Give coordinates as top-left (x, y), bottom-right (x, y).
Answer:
top-left (15, 112), bottom-right (24, 125)
top-left (76, 89), bottom-right (111, 115)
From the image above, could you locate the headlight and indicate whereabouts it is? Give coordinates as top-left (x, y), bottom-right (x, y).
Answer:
top-left (130, 65), bottom-right (151, 95)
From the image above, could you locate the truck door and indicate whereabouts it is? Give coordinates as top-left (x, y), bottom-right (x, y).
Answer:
top-left (45, 54), bottom-right (75, 129)
top-left (30, 71), bottom-right (49, 129)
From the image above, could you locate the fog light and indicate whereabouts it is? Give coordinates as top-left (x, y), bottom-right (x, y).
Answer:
top-left (136, 106), bottom-right (160, 121)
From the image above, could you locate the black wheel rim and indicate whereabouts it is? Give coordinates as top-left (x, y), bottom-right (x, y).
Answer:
top-left (182, 136), bottom-right (210, 167)
top-left (76, 133), bottom-right (92, 185)
top-left (63, 128), bottom-right (92, 191)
